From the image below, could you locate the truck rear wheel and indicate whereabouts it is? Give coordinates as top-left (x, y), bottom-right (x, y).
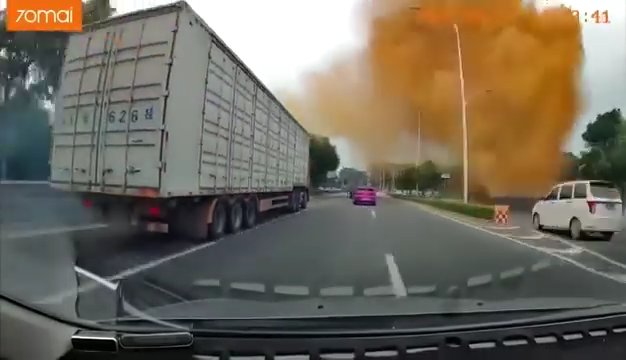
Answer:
top-left (242, 198), bottom-right (257, 229)
top-left (226, 199), bottom-right (243, 233)
top-left (209, 201), bottom-right (226, 239)
top-left (300, 191), bottom-right (308, 209)
top-left (289, 191), bottom-right (301, 213)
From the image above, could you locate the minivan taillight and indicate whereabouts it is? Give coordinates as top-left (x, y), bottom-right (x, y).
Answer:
top-left (587, 201), bottom-right (596, 214)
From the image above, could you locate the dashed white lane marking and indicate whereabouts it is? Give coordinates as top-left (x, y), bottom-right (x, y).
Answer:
top-left (194, 279), bottom-right (220, 287)
top-left (531, 260), bottom-right (552, 272)
top-left (384, 253), bottom-right (408, 297)
top-left (230, 282), bottom-right (265, 292)
top-left (407, 285), bottom-right (437, 295)
top-left (274, 285), bottom-right (309, 296)
top-left (74, 266), bottom-right (118, 290)
top-left (320, 286), bottom-right (354, 296)
top-left (499, 267), bottom-right (525, 279)
top-left (410, 203), bottom-right (626, 284)
top-left (2, 223), bottom-right (109, 240)
top-left (467, 274), bottom-right (492, 287)
top-left (364, 286), bottom-right (395, 296)
top-left (371, 209), bottom-right (377, 219)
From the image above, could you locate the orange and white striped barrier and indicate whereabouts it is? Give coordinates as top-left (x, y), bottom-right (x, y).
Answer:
top-left (494, 205), bottom-right (510, 225)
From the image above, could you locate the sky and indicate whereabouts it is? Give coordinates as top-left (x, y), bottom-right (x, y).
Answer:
top-left (111, 0), bottom-right (625, 170)
top-left (1, 0), bottom-right (624, 169)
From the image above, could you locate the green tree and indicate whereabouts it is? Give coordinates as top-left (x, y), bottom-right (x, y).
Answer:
top-left (0, 0), bottom-right (113, 180)
top-left (582, 109), bottom-right (623, 150)
top-left (0, 0), bottom-right (114, 100)
top-left (309, 135), bottom-right (340, 186)
top-left (0, 94), bottom-right (51, 180)
top-left (579, 108), bottom-right (625, 186)
top-left (396, 166), bottom-right (418, 191)
top-left (416, 160), bottom-right (442, 191)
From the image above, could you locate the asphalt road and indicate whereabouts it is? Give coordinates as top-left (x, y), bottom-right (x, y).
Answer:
top-left (3, 192), bottom-right (626, 322)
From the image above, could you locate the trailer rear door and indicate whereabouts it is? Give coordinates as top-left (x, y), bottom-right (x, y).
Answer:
top-left (51, 9), bottom-right (179, 194)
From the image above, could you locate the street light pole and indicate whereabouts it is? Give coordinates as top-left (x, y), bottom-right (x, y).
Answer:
top-left (453, 23), bottom-right (469, 204)
top-left (408, 6), bottom-right (469, 203)
top-left (416, 110), bottom-right (421, 195)
top-left (417, 110), bottom-right (422, 165)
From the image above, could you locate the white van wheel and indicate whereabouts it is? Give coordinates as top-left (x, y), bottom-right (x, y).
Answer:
top-left (532, 213), bottom-right (542, 230)
top-left (569, 218), bottom-right (583, 240)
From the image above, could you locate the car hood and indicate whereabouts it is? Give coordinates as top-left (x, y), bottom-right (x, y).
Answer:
top-left (131, 296), bottom-right (623, 321)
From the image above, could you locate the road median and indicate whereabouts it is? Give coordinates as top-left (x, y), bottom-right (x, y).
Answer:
top-left (391, 195), bottom-right (494, 220)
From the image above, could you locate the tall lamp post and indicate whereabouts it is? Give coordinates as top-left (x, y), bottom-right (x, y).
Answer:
top-left (416, 110), bottom-right (421, 195)
top-left (452, 23), bottom-right (469, 204)
top-left (408, 7), bottom-right (470, 203)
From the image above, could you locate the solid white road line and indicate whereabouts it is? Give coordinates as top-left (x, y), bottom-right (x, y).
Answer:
top-left (110, 208), bottom-right (311, 281)
top-left (74, 266), bottom-right (118, 290)
top-left (2, 223), bottom-right (108, 240)
top-left (385, 253), bottom-right (408, 297)
top-left (38, 208), bottom-right (310, 304)
top-left (410, 203), bottom-right (626, 284)
top-left (109, 241), bottom-right (216, 281)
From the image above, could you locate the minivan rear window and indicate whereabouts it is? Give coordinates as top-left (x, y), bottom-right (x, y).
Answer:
top-left (589, 182), bottom-right (622, 200)
top-left (358, 187), bottom-right (375, 192)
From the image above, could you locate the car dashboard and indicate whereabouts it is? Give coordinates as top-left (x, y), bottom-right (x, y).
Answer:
top-left (3, 296), bottom-right (626, 360)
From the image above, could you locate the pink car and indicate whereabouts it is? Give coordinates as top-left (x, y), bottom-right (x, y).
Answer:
top-left (353, 186), bottom-right (377, 206)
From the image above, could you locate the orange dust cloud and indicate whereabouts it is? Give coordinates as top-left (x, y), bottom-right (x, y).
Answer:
top-left (284, 0), bottom-right (583, 197)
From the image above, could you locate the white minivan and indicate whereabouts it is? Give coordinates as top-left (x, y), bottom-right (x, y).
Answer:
top-left (532, 180), bottom-right (624, 241)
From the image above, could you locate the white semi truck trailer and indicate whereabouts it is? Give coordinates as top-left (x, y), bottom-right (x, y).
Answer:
top-left (50, 1), bottom-right (310, 241)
